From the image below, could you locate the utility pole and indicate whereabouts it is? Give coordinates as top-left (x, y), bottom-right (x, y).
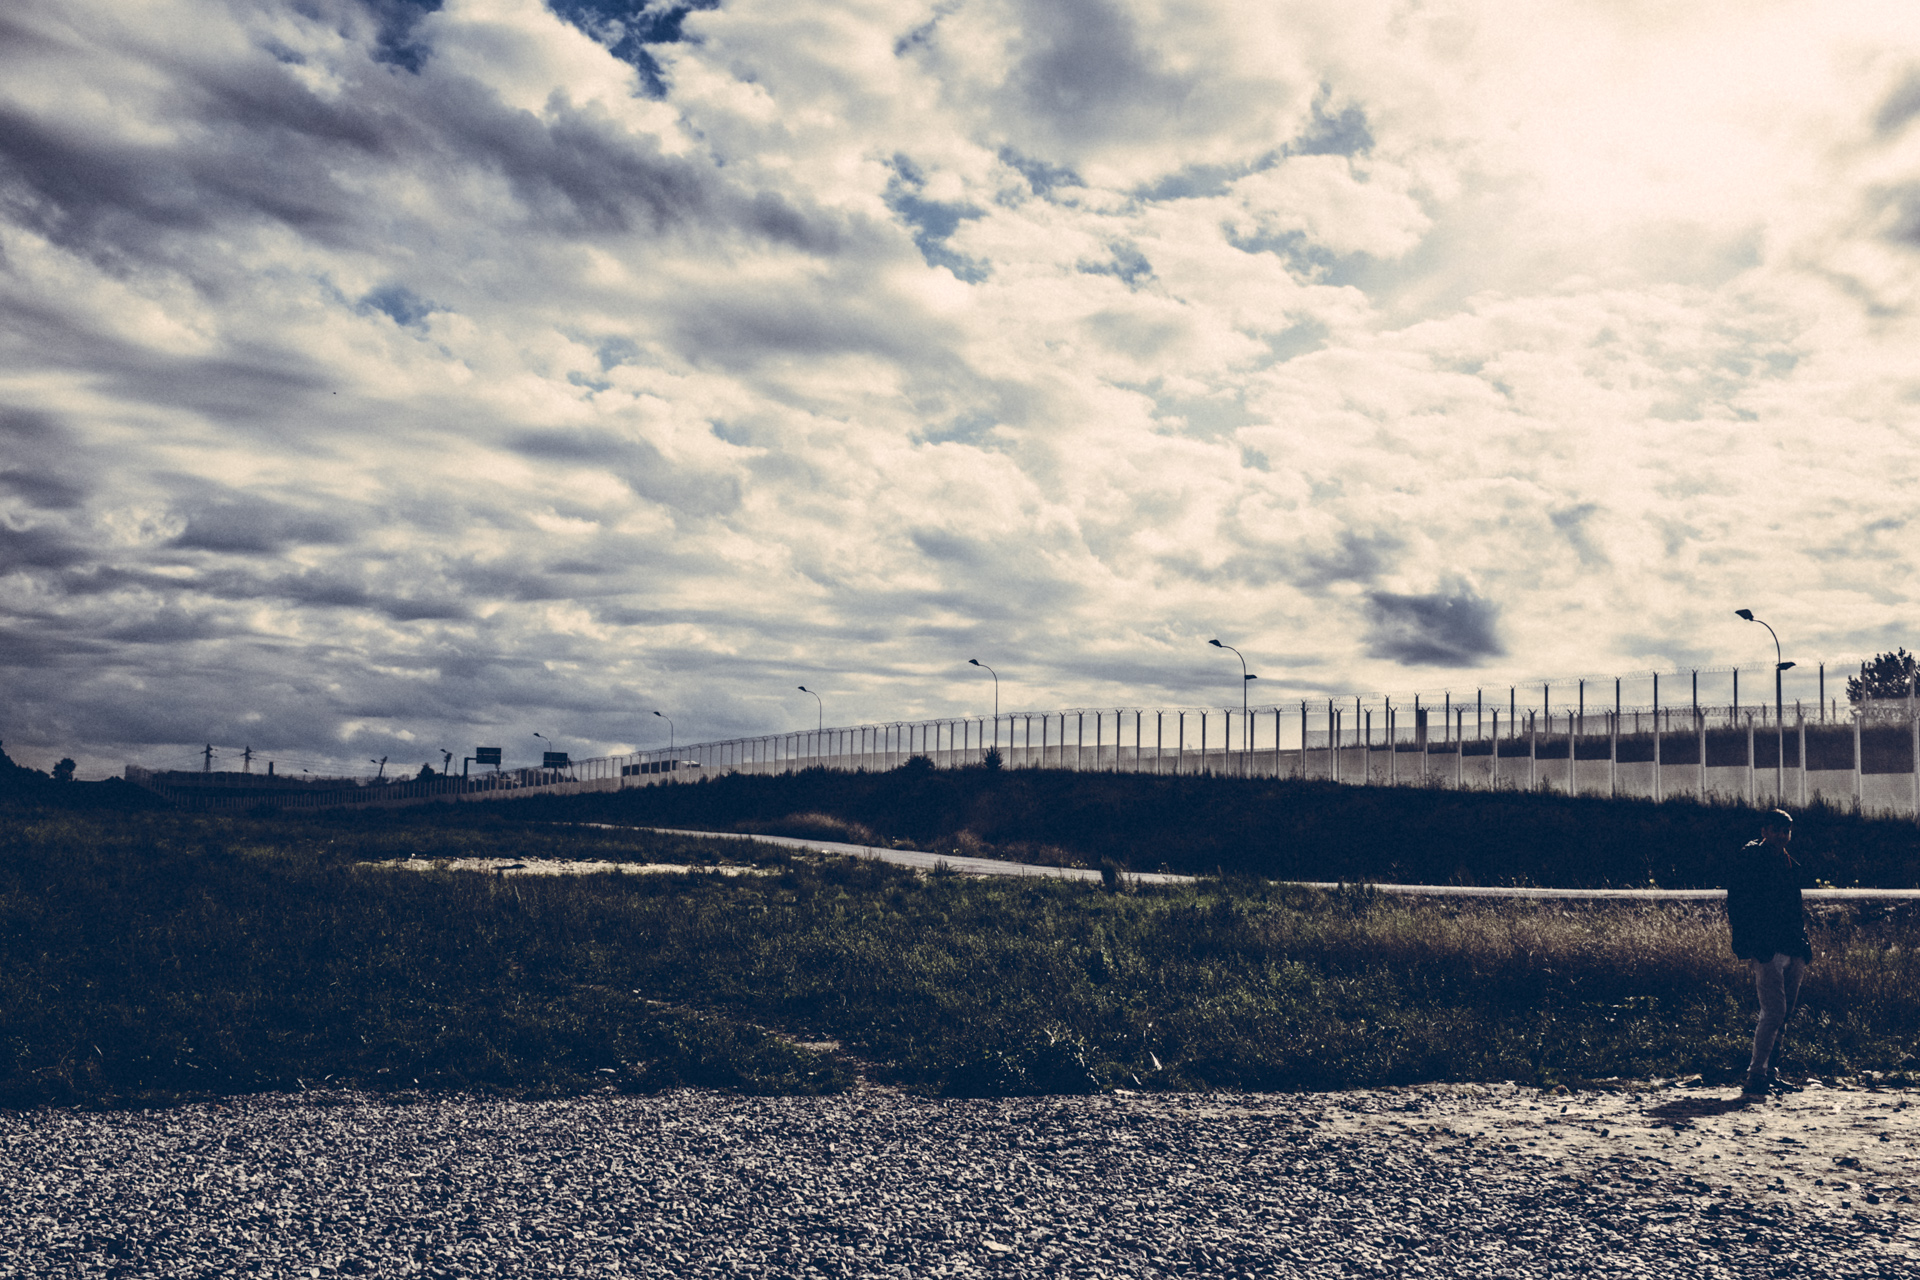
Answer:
top-left (203, 743), bottom-right (214, 773)
top-left (242, 746), bottom-right (253, 774)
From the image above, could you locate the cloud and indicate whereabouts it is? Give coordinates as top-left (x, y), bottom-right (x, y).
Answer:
top-left (1364, 589), bottom-right (1505, 667)
top-left (4, 0), bottom-right (1920, 779)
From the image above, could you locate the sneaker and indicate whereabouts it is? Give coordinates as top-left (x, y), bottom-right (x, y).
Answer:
top-left (1740, 1074), bottom-right (1769, 1099)
top-left (1767, 1071), bottom-right (1804, 1095)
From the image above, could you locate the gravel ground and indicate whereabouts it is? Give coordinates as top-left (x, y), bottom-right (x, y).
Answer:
top-left (5, 1081), bottom-right (1918, 1279)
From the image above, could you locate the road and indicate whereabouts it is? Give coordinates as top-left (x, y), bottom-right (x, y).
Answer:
top-left (636, 827), bottom-right (1920, 900)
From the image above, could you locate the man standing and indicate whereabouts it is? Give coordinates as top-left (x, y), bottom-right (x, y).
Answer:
top-left (1725, 810), bottom-right (1812, 1099)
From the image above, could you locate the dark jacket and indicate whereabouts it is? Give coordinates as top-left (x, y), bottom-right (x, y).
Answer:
top-left (1725, 839), bottom-right (1812, 963)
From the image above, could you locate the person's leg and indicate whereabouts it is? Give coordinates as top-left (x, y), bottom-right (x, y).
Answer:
top-left (1767, 955), bottom-right (1808, 1076)
top-left (1746, 954), bottom-right (1789, 1089)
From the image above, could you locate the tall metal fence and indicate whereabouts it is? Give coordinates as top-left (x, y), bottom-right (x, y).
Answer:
top-left (128, 674), bottom-right (1920, 819)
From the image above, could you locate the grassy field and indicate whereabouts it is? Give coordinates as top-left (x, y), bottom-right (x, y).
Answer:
top-left (4, 805), bottom-right (1918, 1109)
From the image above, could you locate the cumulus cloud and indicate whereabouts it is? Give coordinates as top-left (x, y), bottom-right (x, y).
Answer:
top-left (3, 0), bottom-right (1920, 777)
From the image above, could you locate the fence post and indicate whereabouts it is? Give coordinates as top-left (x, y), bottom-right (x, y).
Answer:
top-left (1568, 710), bottom-right (1576, 795)
top-left (1363, 709), bottom-right (1371, 784)
top-left (1529, 715), bottom-right (1537, 791)
top-left (1328, 701), bottom-right (1337, 783)
top-left (1388, 706), bottom-right (1397, 785)
top-left (1912, 711), bottom-right (1918, 821)
top-left (1653, 711), bottom-right (1662, 803)
top-left (1747, 714), bottom-right (1756, 808)
top-left (1609, 711), bottom-right (1617, 798)
top-left (1698, 711), bottom-right (1707, 799)
top-left (1330, 706), bottom-right (1339, 783)
top-left (1855, 712), bottom-right (1863, 809)
top-left (1798, 715), bottom-right (1808, 807)
top-left (1443, 710), bottom-right (1459, 790)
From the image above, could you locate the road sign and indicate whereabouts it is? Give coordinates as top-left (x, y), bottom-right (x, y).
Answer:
top-left (474, 747), bottom-right (502, 765)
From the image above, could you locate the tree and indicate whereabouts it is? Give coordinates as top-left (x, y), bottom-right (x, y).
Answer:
top-left (1847, 649), bottom-right (1918, 720)
top-left (51, 758), bottom-right (75, 783)
top-left (416, 762), bottom-right (437, 780)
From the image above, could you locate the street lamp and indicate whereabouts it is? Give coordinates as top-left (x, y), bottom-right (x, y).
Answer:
top-left (968, 659), bottom-right (998, 718)
top-left (1736, 609), bottom-right (1796, 799)
top-left (969, 659), bottom-right (999, 755)
top-left (1209, 638), bottom-right (1259, 749)
top-left (652, 711), bottom-right (674, 754)
top-left (798, 686), bottom-right (823, 732)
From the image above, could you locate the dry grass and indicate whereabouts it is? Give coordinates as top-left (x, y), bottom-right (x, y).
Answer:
top-left (3, 806), bottom-right (1917, 1108)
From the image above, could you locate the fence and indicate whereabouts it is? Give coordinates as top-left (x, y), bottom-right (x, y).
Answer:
top-left (127, 680), bottom-right (1920, 820)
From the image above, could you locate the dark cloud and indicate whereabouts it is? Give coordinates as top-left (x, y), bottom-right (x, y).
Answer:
top-left (1004, 0), bottom-right (1188, 152)
top-left (0, 17), bottom-right (840, 275)
top-left (99, 608), bottom-right (235, 645)
top-left (0, 408), bottom-right (87, 509)
top-left (1875, 184), bottom-right (1920, 249)
top-left (0, 522), bottom-right (89, 571)
top-left (168, 494), bottom-right (353, 554)
top-left (1875, 69), bottom-right (1920, 138)
top-left (361, 0), bottom-right (445, 73)
top-left (1298, 530), bottom-right (1401, 588)
top-left (1363, 589), bottom-right (1504, 667)
top-left (0, 466), bottom-right (86, 510)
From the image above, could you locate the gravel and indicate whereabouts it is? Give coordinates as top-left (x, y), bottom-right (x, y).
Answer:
top-left (4, 1084), bottom-right (1916, 1278)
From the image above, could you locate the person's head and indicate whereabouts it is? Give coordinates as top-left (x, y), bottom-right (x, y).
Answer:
top-left (1761, 809), bottom-right (1793, 846)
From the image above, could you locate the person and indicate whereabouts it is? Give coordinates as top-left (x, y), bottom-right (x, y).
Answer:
top-left (1725, 809), bottom-right (1812, 1099)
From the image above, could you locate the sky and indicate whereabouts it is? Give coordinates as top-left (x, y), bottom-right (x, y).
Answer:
top-left (4, 0), bottom-right (1920, 778)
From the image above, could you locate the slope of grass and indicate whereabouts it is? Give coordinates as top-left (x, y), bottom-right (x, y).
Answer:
top-left (4, 807), bottom-right (1917, 1109)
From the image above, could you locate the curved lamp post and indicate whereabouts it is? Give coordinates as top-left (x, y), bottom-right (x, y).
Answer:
top-left (968, 659), bottom-right (999, 718)
top-left (652, 711), bottom-right (674, 755)
top-left (1209, 638), bottom-right (1259, 749)
top-left (969, 659), bottom-right (999, 755)
top-left (1736, 609), bottom-right (1795, 799)
top-left (798, 686), bottom-right (823, 732)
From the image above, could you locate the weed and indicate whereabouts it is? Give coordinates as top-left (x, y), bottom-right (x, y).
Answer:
top-left (3, 807), bottom-right (1917, 1108)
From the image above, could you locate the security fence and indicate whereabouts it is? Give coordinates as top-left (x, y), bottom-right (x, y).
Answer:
top-left (128, 671), bottom-right (1920, 819)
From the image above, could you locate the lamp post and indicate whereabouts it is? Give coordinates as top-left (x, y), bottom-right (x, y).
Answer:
top-left (798, 686), bottom-right (822, 732)
top-left (1208, 638), bottom-right (1258, 749)
top-left (969, 659), bottom-right (998, 754)
top-left (1736, 609), bottom-right (1795, 801)
top-left (652, 711), bottom-right (673, 755)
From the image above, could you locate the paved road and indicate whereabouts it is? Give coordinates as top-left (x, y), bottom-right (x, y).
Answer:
top-left (638, 826), bottom-right (1920, 900)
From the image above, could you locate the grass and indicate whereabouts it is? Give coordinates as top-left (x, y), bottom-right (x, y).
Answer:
top-left (4, 805), bottom-right (1919, 1109)
top-left (525, 763), bottom-right (1920, 888)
